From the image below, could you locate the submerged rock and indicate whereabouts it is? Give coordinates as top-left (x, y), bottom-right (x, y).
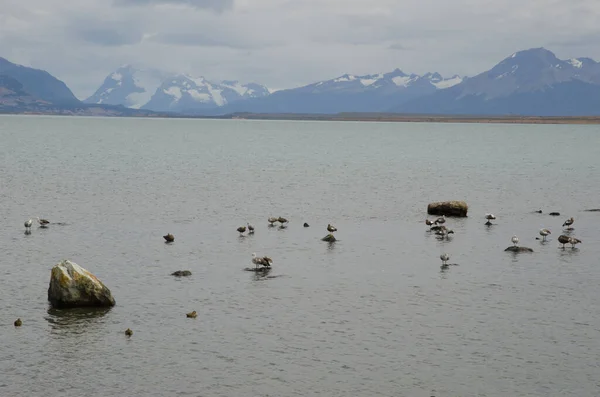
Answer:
top-left (171, 270), bottom-right (192, 277)
top-left (585, 209), bottom-right (600, 212)
top-left (303, 222), bottom-right (310, 227)
top-left (427, 201), bottom-right (468, 217)
top-left (504, 246), bottom-right (534, 253)
top-left (48, 260), bottom-right (116, 309)
top-left (321, 234), bottom-right (337, 242)
top-left (549, 212), bottom-right (560, 216)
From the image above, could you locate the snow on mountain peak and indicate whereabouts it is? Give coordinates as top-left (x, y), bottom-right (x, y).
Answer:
top-left (569, 58), bottom-right (583, 68)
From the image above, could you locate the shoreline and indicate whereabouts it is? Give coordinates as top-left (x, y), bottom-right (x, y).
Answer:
top-left (228, 113), bottom-right (600, 125)
top-left (3, 111), bottom-right (600, 125)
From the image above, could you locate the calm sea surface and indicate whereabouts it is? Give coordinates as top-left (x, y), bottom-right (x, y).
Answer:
top-left (1, 115), bottom-right (599, 397)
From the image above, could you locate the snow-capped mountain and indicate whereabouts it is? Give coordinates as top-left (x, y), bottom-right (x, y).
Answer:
top-left (85, 66), bottom-right (270, 112)
top-left (212, 69), bottom-right (464, 115)
top-left (142, 74), bottom-right (269, 112)
top-left (84, 65), bottom-right (166, 109)
top-left (393, 48), bottom-right (600, 116)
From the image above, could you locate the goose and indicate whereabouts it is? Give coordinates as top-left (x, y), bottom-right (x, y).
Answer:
top-left (14, 318), bottom-right (22, 327)
top-left (24, 219), bottom-right (33, 229)
top-left (268, 217), bottom-right (278, 226)
top-left (485, 213), bottom-right (496, 225)
top-left (125, 328), bottom-right (133, 336)
top-left (562, 217), bottom-right (574, 229)
top-left (425, 219), bottom-right (435, 229)
top-left (237, 226), bottom-right (247, 235)
top-left (36, 217), bottom-right (50, 227)
top-left (539, 228), bottom-right (551, 241)
top-left (247, 223), bottom-right (254, 234)
top-left (511, 235), bottom-right (519, 247)
top-left (163, 233), bottom-right (174, 243)
top-left (327, 224), bottom-right (337, 233)
top-left (557, 235), bottom-right (570, 249)
top-left (568, 237), bottom-right (582, 248)
top-left (278, 217), bottom-right (288, 224)
top-left (434, 216), bottom-right (446, 225)
top-left (186, 311), bottom-right (197, 318)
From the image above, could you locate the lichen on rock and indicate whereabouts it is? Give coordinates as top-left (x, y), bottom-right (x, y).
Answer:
top-left (48, 260), bottom-right (115, 308)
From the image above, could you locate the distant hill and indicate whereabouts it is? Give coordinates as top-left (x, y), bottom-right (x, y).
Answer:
top-left (392, 48), bottom-right (600, 116)
top-left (0, 57), bottom-right (80, 105)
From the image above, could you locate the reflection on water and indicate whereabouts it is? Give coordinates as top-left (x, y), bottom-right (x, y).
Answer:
top-left (45, 307), bottom-right (112, 334)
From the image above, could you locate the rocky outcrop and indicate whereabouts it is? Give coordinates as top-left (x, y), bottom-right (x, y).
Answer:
top-left (504, 246), bottom-right (534, 253)
top-left (427, 201), bottom-right (468, 217)
top-left (48, 260), bottom-right (116, 308)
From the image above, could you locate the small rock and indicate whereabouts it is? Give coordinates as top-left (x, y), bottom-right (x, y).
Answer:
top-left (427, 201), bottom-right (468, 217)
top-left (48, 259), bottom-right (116, 308)
top-left (171, 270), bottom-right (192, 277)
top-left (321, 234), bottom-right (337, 242)
top-left (504, 246), bottom-right (534, 253)
top-left (163, 233), bottom-right (175, 242)
top-left (125, 328), bottom-right (133, 336)
top-left (303, 223), bottom-right (310, 227)
top-left (549, 212), bottom-right (560, 216)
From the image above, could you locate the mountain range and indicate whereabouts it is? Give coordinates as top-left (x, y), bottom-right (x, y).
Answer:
top-left (2, 48), bottom-right (600, 117)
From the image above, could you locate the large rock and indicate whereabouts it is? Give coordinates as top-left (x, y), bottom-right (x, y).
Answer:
top-left (48, 260), bottom-right (116, 308)
top-left (427, 201), bottom-right (468, 217)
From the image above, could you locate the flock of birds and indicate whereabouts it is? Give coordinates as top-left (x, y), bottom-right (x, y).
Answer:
top-left (162, 217), bottom-right (338, 274)
top-left (14, 211), bottom-right (581, 332)
top-left (424, 213), bottom-right (583, 269)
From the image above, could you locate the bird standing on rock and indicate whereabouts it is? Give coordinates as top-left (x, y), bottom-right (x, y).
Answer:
top-left (327, 224), bottom-right (337, 233)
top-left (511, 235), bottom-right (519, 247)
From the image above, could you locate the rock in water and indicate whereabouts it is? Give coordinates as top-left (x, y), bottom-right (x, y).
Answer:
top-left (171, 270), bottom-right (192, 277)
top-left (427, 201), bottom-right (468, 217)
top-left (504, 246), bottom-right (534, 253)
top-left (321, 234), bottom-right (337, 242)
top-left (48, 260), bottom-right (116, 308)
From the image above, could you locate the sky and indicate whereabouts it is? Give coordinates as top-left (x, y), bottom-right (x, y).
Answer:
top-left (1, 0), bottom-right (600, 99)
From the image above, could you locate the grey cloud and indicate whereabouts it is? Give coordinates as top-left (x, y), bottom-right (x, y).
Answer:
top-left (150, 32), bottom-right (280, 49)
top-left (113, 0), bottom-right (234, 12)
top-left (76, 28), bottom-right (144, 46)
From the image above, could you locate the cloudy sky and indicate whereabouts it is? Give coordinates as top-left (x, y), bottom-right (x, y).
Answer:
top-left (1, 0), bottom-right (599, 98)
